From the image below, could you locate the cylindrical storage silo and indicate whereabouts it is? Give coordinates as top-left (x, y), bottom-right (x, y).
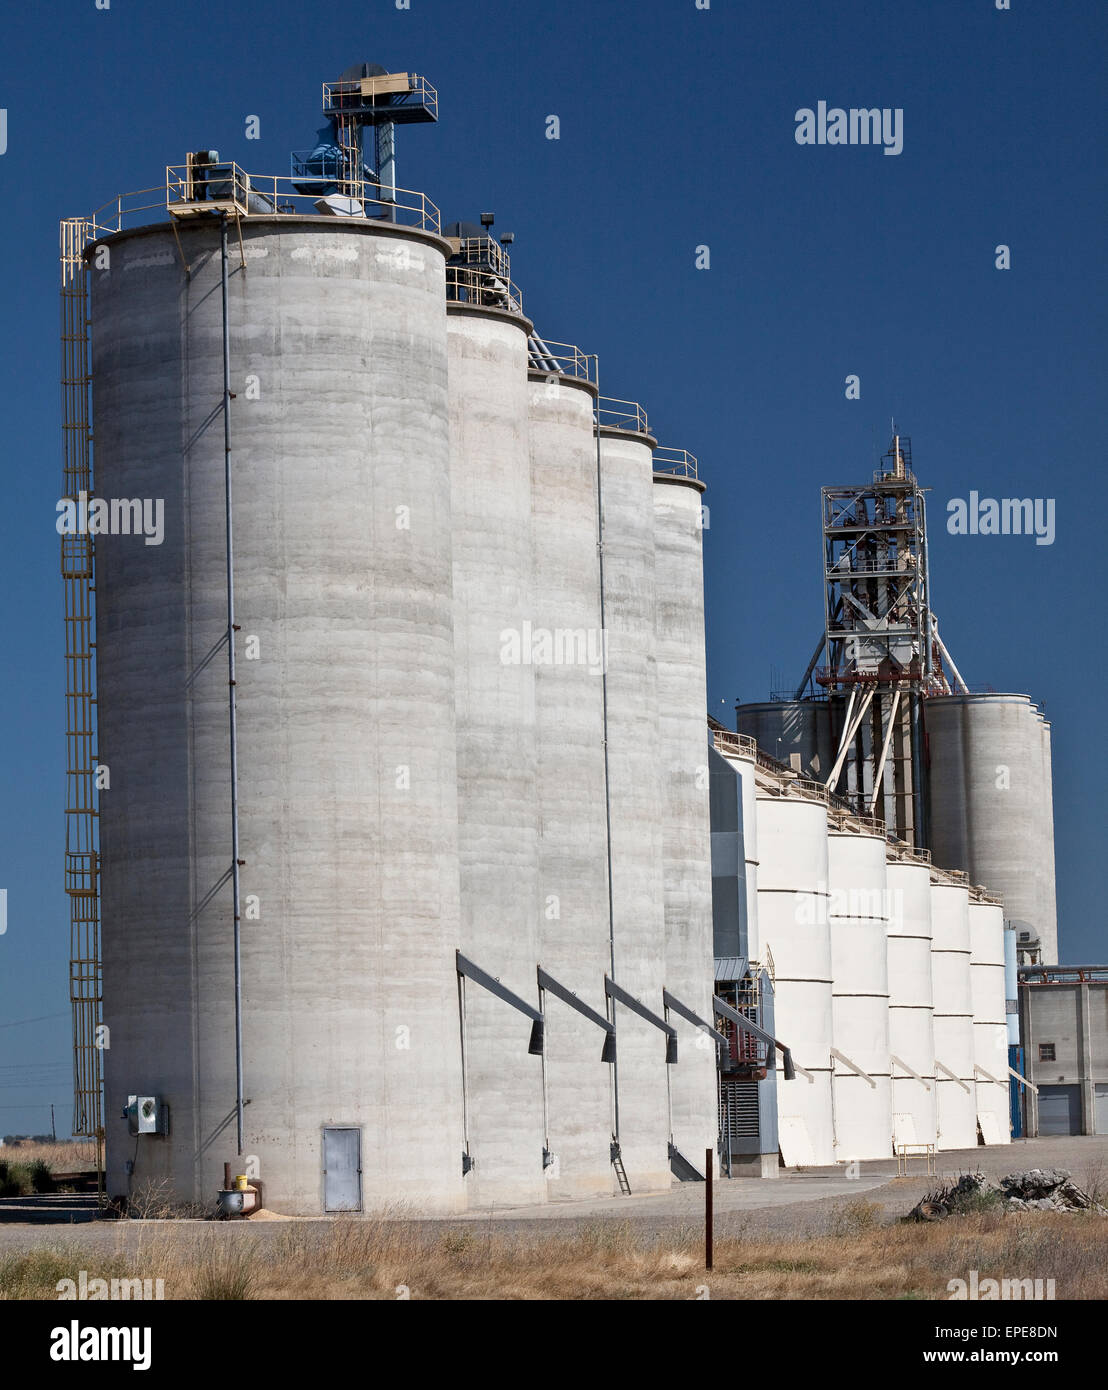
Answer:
top-left (926, 694), bottom-right (1051, 960)
top-left (448, 301), bottom-right (544, 1205)
top-left (93, 217), bottom-right (466, 1213)
top-left (1003, 924), bottom-right (1020, 1045)
top-left (969, 895), bottom-right (1011, 1145)
top-left (598, 424), bottom-right (670, 1190)
top-left (653, 468), bottom-right (717, 1172)
top-left (885, 855), bottom-right (937, 1147)
top-left (730, 739), bottom-right (760, 963)
top-left (1039, 718), bottom-right (1058, 965)
top-left (756, 785), bottom-right (834, 1165)
top-left (930, 874), bottom-right (978, 1149)
top-left (737, 700), bottom-right (833, 779)
top-left (827, 826), bottom-right (892, 1160)
top-left (527, 366), bottom-right (613, 1198)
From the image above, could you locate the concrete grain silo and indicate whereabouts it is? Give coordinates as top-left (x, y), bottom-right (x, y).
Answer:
top-left (68, 71), bottom-right (723, 1212)
top-left (93, 214), bottom-right (468, 1212)
top-left (885, 850), bottom-right (937, 1147)
top-left (447, 293), bottom-right (543, 1205)
top-left (526, 360), bottom-right (613, 1198)
top-left (595, 417), bottom-right (671, 1189)
top-left (653, 463), bottom-right (718, 1171)
top-left (756, 781), bottom-right (834, 1165)
top-left (736, 700), bottom-right (833, 779)
top-left (926, 693), bottom-right (1057, 965)
top-left (827, 823), bottom-right (892, 1160)
top-left (968, 892), bottom-right (1011, 1145)
top-left (930, 872), bottom-right (978, 1149)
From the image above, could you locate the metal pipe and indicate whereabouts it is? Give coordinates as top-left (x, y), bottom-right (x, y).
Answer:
top-left (931, 616), bottom-right (969, 694)
top-left (221, 216), bottom-right (245, 1155)
top-left (909, 691), bottom-right (926, 849)
top-left (594, 361), bottom-right (620, 1141)
top-left (869, 689), bottom-right (901, 811)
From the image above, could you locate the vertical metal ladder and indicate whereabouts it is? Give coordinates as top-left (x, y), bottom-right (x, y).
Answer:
top-left (60, 217), bottom-right (105, 1201)
top-left (610, 1140), bottom-right (631, 1196)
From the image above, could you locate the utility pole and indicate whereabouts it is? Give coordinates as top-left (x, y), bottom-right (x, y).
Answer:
top-left (51, 1104), bottom-right (57, 1142)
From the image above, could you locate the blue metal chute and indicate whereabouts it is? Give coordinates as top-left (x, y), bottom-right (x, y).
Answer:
top-left (291, 125), bottom-right (370, 196)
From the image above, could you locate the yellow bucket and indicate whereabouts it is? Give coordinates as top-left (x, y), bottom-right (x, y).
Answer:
top-left (233, 1174), bottom-right (249, 1192)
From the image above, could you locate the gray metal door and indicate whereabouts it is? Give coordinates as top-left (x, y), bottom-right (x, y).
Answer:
top-left (1095, 1085), bottom-right (1108, 1136)
top-left (1038, 1085), bottom-right (1080, 1136)
top-left (323, 1127), bottom-right (362, 1211)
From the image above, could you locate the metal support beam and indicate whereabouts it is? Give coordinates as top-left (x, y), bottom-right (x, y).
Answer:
top-left (869, 689), bottom-right (901, 811)
top-left (935, 1059), bottom-right (971, 1093)
top-left (1007, 1065), bottom-right (1038, 1094)
top-left (457, 952), bottom-right (542, 1023)
top-left (831, 1047), bottom-right (877, 1088)
top-left (794, 632), bottom-right (826, 700)
top-left (712, 995), bottom-right (796, 1080)
top-left (662, 989), bottom-right (728, 1047)
top-left (606, 977), bottom-right (677, 1063)
top-left (890, 1053), bottom-right (932, 1090)
top-left (827, 687), bottom-right (875, 794)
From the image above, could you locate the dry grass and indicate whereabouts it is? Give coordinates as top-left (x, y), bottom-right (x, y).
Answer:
top-left (0, 1140), bottom-right (96, 1173)
top-left (1, 1208), bottom-right (1105, 1300)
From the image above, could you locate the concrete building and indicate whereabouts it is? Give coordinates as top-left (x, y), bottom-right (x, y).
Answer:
top-left (1018, 966), bottom-right (1108, 1136)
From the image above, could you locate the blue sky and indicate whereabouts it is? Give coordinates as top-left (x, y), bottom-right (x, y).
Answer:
top-left (1, 0), bottom-right (1104, 1133)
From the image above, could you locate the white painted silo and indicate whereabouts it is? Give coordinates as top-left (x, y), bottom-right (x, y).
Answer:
top-left (653, 468), bottom-right (717, 1171)
top-left (598, 422), bottom-right (670, 1190)
top-left (885, 853), bottom-right (937, 1147)
top-left (447, 299), bottom-right (544, 1205)
top-left (969, 893), bottom-right (1011, 1145)
top-left (93, 217), bottom-right (467, 1213)
top-left (827, 824), bottom-right (892, 1160)
top-left (756, 782), bottom-right (834, 1165)
top-left (527, 365), bottom-right (613, 1197)
top-left (929, 873), bottom-right (978, 1149)
top-left (714, 734), bottom-right (761, 963)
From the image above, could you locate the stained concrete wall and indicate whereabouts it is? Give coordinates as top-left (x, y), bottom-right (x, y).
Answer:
top-left (527, 372), bottom-right (614, 1197)
top-left (448, 304), bottom-right (544, 1205)
top-left (94, 218), bottom-right (467, 1213)
top-left (598, 428), bottom-right (671, 1191)
top-left (927, 694), bottom-right (1057, 965)
top-left (653, 473), bottom-right (718, 1173)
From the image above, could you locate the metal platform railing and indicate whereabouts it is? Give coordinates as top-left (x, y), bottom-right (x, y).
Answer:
top-left (527, 338), bottom-right (597, 382)
top-left (653, 446), bottom-right (698, 479)
top-left (78, 164), bottom-right (442, 243)
top-left (445, 264), bottom-right (523, 314)
top-left (597, 397), bottom-right (649, 434)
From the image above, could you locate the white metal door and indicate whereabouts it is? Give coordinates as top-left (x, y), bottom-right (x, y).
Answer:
top-left (1095, 1085), bottom-right (1108, 1136)
top-left (323, 1127), bottom-right (362, 1211)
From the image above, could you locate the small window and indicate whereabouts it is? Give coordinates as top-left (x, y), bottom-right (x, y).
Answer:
top-left (1038, 1043), bottom-right (1056, 1062)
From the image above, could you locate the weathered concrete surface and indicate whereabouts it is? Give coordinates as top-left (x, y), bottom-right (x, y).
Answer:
top-left (448, 306), bottom-right (544, 1207)
top-left (598, 430), bottom-right (670, 1192)
top-left (653, 475), bottom-right (718, 1174)
top-left (528, 375), bottom-right (614, 1199)
top-left (93, 219), bottom-right (466, 1214)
